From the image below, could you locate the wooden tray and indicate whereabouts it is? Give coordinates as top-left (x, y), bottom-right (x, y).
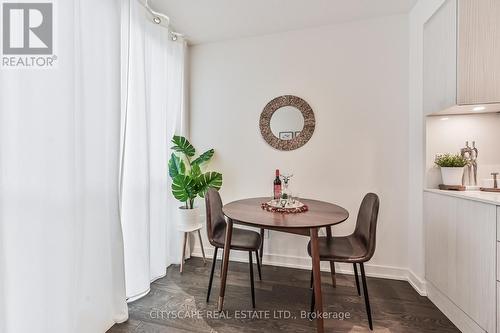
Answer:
top-left (439, 184), bottom-right (466, 191)
top-left (480, 187), bottom-right (500, 192)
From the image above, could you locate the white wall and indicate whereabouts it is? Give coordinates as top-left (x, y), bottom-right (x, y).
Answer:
top-left (189, 15), bottom-right (410, 281)
top-left (408, 0), bottom-right (446, 294)
top-left (426, 113), bottom-right (500, 188)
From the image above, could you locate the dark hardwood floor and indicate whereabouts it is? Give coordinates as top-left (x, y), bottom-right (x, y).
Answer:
top-left (108, 257), bottom-right (459, 333)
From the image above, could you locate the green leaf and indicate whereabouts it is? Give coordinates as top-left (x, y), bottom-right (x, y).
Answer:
top-left (172, 175), bottom-right (196, 203)
top-left (169, 136), bottom-right (223, 205)
top-left (192, 149), bottom-right (214, 166)
top-left (171, 135), bottom-right (195, 157)
top-left (189, 163), bottom-right (201, 179)
top-left (168, 153), bottom-right (186, 178)
top-left (196, 172), bottom-right (223, 198)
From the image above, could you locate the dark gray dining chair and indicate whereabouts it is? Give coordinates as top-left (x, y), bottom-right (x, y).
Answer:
top-left (307, 193), bottom-right (380, 330)
top-left (205, 188), bottom-right (263, 308)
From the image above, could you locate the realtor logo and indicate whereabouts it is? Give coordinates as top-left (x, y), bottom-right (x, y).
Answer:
top-left (3, 3), bottom-right (52, 54)
top-left (1, 2), bottom-right (56, 68)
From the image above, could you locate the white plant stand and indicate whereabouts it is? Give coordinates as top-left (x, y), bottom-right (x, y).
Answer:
top-left (179, 223), bottom-right (206, 273)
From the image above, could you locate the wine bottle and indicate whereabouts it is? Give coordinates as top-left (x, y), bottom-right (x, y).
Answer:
top-left (273, 169), bottom-right (282, 200)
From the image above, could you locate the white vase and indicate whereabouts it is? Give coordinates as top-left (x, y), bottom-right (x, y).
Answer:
top-left (440, 167), bottom-right (464, 186)
top-left (177, 206), bottom-right (203, 232)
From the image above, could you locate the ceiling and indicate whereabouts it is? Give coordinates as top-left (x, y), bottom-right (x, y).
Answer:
top-left (150, 0), bottom-right (417, 45)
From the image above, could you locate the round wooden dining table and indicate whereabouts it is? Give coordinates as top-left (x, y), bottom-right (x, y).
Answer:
top-left (220, 197), bottom-right (349, 333)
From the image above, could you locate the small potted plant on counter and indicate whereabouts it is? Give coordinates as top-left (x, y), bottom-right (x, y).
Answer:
top-left (435, 153), bottom-right (468, 186)
top-left (169, 135), bottom-right (223, 230)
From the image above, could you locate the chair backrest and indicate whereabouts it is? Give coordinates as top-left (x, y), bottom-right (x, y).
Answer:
top-left (353, 193), bottom-right (380, 261)
top-left (205, 188), bottom-right (227, 245)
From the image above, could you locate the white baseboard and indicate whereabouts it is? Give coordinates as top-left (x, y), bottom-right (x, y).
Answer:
top-left (426, 282), bottom-right (485, 333)
top-left (407, 269), bottom-right (427, 296)
top-left (191, 246), bottom-right (427, 296)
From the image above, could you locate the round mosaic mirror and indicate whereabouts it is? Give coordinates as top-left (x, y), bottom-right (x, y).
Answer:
top-left (259, 95), bottom-right (315, 151)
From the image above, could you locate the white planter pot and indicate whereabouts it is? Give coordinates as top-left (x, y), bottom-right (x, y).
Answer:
top-left (440, 167), bottom-right (464, 186)
top-left (177, 206), bottom-right (202, 232)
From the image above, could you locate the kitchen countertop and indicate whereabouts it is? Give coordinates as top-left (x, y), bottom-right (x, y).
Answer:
top-left (424, 188), bottom-right (500, 205)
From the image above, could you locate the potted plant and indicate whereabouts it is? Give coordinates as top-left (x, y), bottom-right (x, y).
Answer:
top-left (169, 135), bottom-right (223, 229)
top-left (434, 153), bottom-right (468, 186)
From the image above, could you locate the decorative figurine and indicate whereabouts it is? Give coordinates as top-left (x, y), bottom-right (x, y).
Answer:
top-left (460, 141), bottom-right (478, 186)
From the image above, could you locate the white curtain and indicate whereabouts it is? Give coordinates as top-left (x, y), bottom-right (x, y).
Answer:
top-left (120, 0), bottom-right (188, 301)
top-left (0, 1), bottom-right (128, 332)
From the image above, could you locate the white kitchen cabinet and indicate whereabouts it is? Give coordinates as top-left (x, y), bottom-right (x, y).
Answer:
top-left (423, 0), bottom-right (457, 116)
top-left (425, 191), bottom-right (497, 332)
top-left (425, 193), bottom-right (456, 294)
top-left (498, 283), bottom-right (500, 333)
top-left (497, 243), bottom-right (500, 282)
top-left (497, 206), bottom-right (500, 241)
top-left (424, 0), bottom-right (500, 115)
top-left (457, 0), bottom-right (500, 105)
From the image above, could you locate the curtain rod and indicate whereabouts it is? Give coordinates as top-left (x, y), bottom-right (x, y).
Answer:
top-left (140, 0), bottom-right (185, 41)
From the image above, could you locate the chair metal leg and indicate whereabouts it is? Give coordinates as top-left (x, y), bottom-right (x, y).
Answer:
top-left (329, 261), bottom-right (337, 287)
top-left (255, 250), bottom-right (262, 280)
top-left (360, 263), bottom-right (373, 330)
top-left (218, 220), bottom-right (233, 312)
top-left (206, 247), bottom-right (219, 303)
top-left (219, 253), bottom-right (223, 276)
top-left (180, 232), bottom-right (188, 274)
top-left (249, 251), bottom-right (256, 308)
top-left (326, 226), bottom-right (336, 288)
top-left (353, 263), bottom-right (361, 296)
top-left (260, 229), bottom-right (264, 260)
top-left (197, 229), bottom-right (206, 265)
top-left (309, 271), bottom-right (315, 317)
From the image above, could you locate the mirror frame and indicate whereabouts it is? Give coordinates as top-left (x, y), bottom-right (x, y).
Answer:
top-left (259, 95), bottom-right (315, 151)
